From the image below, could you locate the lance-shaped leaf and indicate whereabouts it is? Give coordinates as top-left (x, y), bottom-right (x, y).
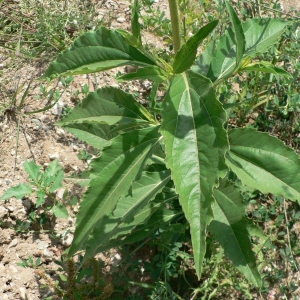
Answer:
top-left (63, 123), bottom-right (112, 150)
top-left (67, 126), bottom-right (161, 258)
top-left (173, 20), bottom-right (218, 74)
top-left (41, 27), bottom-right (157, 79)
top-left (90, 192), bottom-right (180, 253)
top-left (117, 66), bottom-right (168, 82)
top-left (160, 71), bottom-right (228, 278)
top-left (225, 0), bottom-right (245, 67)
top-left (84, 170), bottom-right (171, 257)
top-left (56, 87), bottom-right (153, 127)
top-left (226, 128), bottom-right (300, 202)
top-left (241, 61), bottom-right (292, 78)
top-left (210, 179), bottom-right (262, 286)
top-left (131, 0), bottom-right (141, 42)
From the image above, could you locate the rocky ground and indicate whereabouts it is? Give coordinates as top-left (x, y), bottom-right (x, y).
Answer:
top-left (0, 0), bottom-right (299, 299)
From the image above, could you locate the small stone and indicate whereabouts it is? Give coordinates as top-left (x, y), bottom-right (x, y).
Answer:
top-left (73, 205), bottom-right (79, 213)
top-left (61, 233), bottom-right (74, 247)
top-left (19, 287), bottom-right (27, 300)
top-left (116, 17), bottom-right (126, 23)
top-left (51, 101), bottom-right (64, 115)
top-left (5, 178), bottom-right (12, 185)
top-left (48, 152), bottom-right (60, 161)
top-left (43, 248), bottom-right (53, 261)
top-left (7, 206), bottom-right (14, 212)
top-left (36, 240), bottom-right (49, 250)
top-left (0, 206), bottom-right (8, 218)
top-left (55, 127), bottom-right (65, 137)
top-left (56, 188), bottom-right (66, 200)
top-left (11, 149), bottom-right (16, 156)
top-left (8, 238), bottom-right (18, 248)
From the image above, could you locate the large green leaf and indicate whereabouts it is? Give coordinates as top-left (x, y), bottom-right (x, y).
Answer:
top-left (192, 18), bottom-right (291, 82)
top-left (56, 87), bottom-right (154, 127)
top-left (243, 18), bottom-right (292, 57)
top-left (225, 0), bottom-right (245, 67)
top-left (172, 20), bottom-right (218, 74)
top-left (160, 70), bottom-right (228, 278)
top-left (41, 27), bottom-right (157, 79)
top-left (226, 128), bottom-right (300, 202)
top-left (67, 126), bottom-right (161, 257)
top-left (210, 179), bottom-right (262, 286)
top-left (84, 170), bottom-right (171, 257)
top-left (90, 190), bottom-right (180, 253)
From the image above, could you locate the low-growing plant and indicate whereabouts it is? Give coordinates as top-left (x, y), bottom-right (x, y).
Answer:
top-left (0, 159), bottom-right (68, 223)
top-left (17, 256), bottom-right (42, 269)
top-left (39, 0), bottom-right (299, 296)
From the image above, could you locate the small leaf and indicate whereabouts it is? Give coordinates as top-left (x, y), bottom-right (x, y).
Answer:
top-left (43, 160), bottom-right (62, 187)
top-left (131, 0), bottom-right (141, 42)
top-left (49, 169), bottom-right (64, 193)
top-left (210, 179), bottom-right (262, 286)
top-left (52, 203), bottom-right (68, 219)
top-left (0, 184), bottom-right (32, 200)
top-left (24, 160), bottom-right (42, 184)
top-left (226, 128), bottom-right (300, 202)
top-left (173, 20), bottom-right (218, 74)
top-left (36, 190), bottom-right (46, 207)
top-left (117, 66), bottom-right (168, 82)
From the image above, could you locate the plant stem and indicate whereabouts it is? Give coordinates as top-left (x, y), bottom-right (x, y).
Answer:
top-left (168, 0), bottom-right (181, 54)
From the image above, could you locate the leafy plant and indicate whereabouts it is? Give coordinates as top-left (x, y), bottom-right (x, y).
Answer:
top-left (40, 0), bottom-right (299, 293)
top-left (0, 159), bottom-right (68, 221)
top-left (17, 256), bottom-right (42, 269)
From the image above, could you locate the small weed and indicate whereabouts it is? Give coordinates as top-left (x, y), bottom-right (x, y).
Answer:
top-left (0, 159), bottom-right (68, 228)
top-left (17, 256), bottom-right (42, 269)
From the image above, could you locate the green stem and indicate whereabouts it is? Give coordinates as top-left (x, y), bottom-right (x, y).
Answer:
top-left (168, 0), bottom-right (181, 54)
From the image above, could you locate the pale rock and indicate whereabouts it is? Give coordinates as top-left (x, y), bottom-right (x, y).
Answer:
top-left (7, 206), bottom-right (14, 212)
top-left (0, 206), bottom-right (8, 218)
top-left (55, 127), bottom-right (65, 137)
top-left (61, 233), bottom-right (74, 247)
top-left (56, 188), bottom-right (66, 200)
top-left (8, 238), bottom-right (18, 248)
top-left (48, 152), bottom-right (60, 161)
top-left (36, 240), bottom-right (49, 250)
top-left (5, 179), bottom-right (12, 185)
top-left (51, 101), bottom-right (64, 115)
top-left (116, 17), bottom-right (126, 23)
top-left (19, 287), bottom-right (27, 300)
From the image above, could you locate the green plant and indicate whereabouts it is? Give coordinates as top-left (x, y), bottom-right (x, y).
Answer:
top-left (40, 0), bottom-right (299, 295)
top-left (0, 159), bottom-right (68, 223)
top-left (17, 256), bottom-right (42, 269)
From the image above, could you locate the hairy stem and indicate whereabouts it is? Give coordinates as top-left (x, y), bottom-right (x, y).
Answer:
top-left (168, 0), bottom-right (181, 54)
